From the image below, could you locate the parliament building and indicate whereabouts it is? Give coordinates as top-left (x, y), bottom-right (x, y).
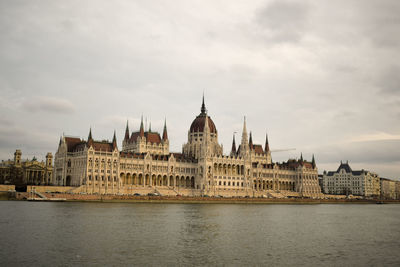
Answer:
top-left (54, 98), bottom-right (322, 197)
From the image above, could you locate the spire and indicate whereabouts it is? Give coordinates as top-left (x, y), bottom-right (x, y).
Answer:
top-left (124, 120), bottom-right (129, 141)
top-left (149, 122), bottom-right (152, 132)
top-left (59, 136), bottom-right (62, 146)
top-left (265, 132), bottom-right (270, 152)
top-left (240, 116), bottom-right (249, 156)
top-left (312, 154), bottom-right (316, 169)
top-left (139, 115), bottom-right (144, 137)
top-left (112, 130), bottom-right (117, 150)
top-left (231, 133), bottom-right (237, 156)
top-left (87, 127), bottom-right (93, 147)
top-left (249, 131), bottom-right (254, 150)
top-left (88, 127), bottom-right (93, 141)
top-left (201, 93), bottom-right (206, 114)
top-left (162, 118), bottom-right (168, 141)
top-left (300, 152), bottom-right (303, 162)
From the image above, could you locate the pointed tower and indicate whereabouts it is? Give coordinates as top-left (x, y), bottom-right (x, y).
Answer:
top-left (202, 113), bottom-right (211, 157)
top-left (240, 116), bottom-right (249, 156)
top-left (148, 122), bottom-right (152, 132)
top-left (88, 127), bottom-right (93, 141)
top-left (87, 128), bottom-right (94, 147)
top-left (162, 119), bottom-right (168, 141)
top-left (300, 152), bottom-right (303, 162)
top-left (124, 120), bottom-right (130, 141)
top-left (230, 133), bottom-right (237, 157)
top-left (249, 131), bottom-right (254, 150)
top-left (112, 130), bottom-right (118, 150)
top-left (312, 154), bottom-right (316, 169)
top-left (264, 133), bottom-right (270, 153)
top-left (201, 93), bottom-right (206, 114)
top-left (139, 116), bottom-right (144, 137)
top-left (264, 132), bottom-right (272, 164)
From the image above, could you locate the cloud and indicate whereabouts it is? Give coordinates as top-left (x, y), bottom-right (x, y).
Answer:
top-left (359, 0), bottom-right (400, 48)
top-left (378, 65), bottom-right (400, 96)
top-left (349, 132), bottom-right (400, 143)
top-left (0, 1), bottom-right (399, 179)
top-left (255, 0), bottom-right (310, 43)
top-left (22, 96), bottom-right (75, 114)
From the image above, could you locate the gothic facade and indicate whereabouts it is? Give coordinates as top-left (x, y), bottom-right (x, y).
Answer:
top-left (54, 98), bottom-right (322, 197)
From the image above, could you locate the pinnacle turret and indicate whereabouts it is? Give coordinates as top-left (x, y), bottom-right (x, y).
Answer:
top-left (312, 154), bottom-right (316, 169)
top-left (162, 119), bottom-right (168, 141)
top-left (87, 127), bottom-right (94, 147)
top-left (139, 116), bottom-right (144, 137)
top-left (249, 131), bottom-right (254, 150)
top-left (231, 133), bottom-right (237, 156)
top-left (240, 116), bottom-right (249, 156)
top-left (124, 120), bottom-right (129, 141)
top-left (112, 130), bottom-right (118, 150)
top-left (265, 132), bottom-right (270, 153)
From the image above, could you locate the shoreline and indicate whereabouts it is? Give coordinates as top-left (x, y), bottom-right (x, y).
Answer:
top-left (2, 192), bottom-right (400, 204)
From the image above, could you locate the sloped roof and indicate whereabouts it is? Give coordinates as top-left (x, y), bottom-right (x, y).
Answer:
top-left (65, 137), bottom-right (83, 152)
top-left (253, 144), bottom-right (264, 154)
top-left (92, 141), bottom-right (113, 152)
top-left (337, 162), bottom-right (352, 173)
top-left (129, 131), bottom-right (162, 144)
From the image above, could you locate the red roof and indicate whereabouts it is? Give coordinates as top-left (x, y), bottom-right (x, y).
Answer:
top-left (92, 141), bottom-right (113, 152)
top-left (189, 114), bottom-right (217, 133)
top-left (280, 159), bottom-right (314, 170)
top-left (129, 131), bottom-right (162, 144)
top-left (253, 145), bottom-right (264, 154)
top-left (65, 137), bottom-right (83, 152)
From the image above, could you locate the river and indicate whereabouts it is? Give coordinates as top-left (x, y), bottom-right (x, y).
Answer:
top-left (0, 202), bottom-right (399, 266)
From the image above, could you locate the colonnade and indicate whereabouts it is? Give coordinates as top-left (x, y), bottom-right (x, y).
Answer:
top-left (120, 173), bottom-right (195, 189)
top-left (26, 170), bottom-right (51, 185)
top-left (253, 179), bottom-right (295, 191)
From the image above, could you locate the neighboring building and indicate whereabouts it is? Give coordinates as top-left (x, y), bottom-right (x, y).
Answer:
top-left (54, 98), bottom-right (322, 197)
top-left (380, 178), bottom-right (399, 200)
top-left (322, 161), bottom-right (380, 197)
top-left (396, 181), bottom-right (400, 200)
top-left (0, 150), bottom-right (53, 187)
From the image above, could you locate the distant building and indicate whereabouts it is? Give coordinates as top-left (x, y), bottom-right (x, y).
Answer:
top-left (0, 150), bottom-right (53, 187)
top-left (380, 178), bottom-right (400, 200)
top-left (54, 97), bottom-right (322, 197)
top-left (322, 161), bottom-right (380, 197)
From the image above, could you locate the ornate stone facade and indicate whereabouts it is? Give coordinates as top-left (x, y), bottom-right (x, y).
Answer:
top-left (0, 150), bottom-right (53, 187)
top-left (54, 98), bottom-right (322, 197)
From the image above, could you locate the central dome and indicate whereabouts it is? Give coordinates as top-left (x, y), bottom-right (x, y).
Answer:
top-left (189, 97), bottom-right (217, 134)
top-left (190, 113), bottom-right (217, 133)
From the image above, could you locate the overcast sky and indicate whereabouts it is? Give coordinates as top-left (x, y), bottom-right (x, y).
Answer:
top-left (0, 0), bottom-right (399, 179)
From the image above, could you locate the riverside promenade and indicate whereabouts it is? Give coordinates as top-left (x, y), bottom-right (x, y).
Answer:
top-left (6, 191), bottom-right (399, 204)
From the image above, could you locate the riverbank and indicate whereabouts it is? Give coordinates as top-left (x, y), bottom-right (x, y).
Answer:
top-left (4, 191), bottom-right (400, 204)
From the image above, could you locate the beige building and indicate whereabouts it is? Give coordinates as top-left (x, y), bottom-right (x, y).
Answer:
top-left (0, 150), bottom-right (53, 187)
top-left (54, 98), bottom-right (322, 197)
top-left (322, 161), bottom-right (380, 197)
top-left (380, 178), bottom-right (400, 200)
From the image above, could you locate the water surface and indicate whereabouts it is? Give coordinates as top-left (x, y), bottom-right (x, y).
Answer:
top-left (0, 202), bottom-right (399, 266)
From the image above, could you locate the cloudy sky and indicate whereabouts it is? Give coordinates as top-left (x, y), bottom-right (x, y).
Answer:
top-left (0, 0), bottom-right (399, 179)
